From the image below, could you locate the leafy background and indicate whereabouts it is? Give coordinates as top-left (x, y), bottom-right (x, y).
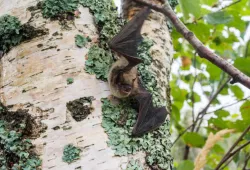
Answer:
top-left (167, 0), bottom-right (250, 169)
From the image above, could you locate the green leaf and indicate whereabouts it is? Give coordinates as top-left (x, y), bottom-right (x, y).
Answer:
top-left (206, 62), bottom-right (222, 81)
top-left (208, 118), bottom-right (228, 129)
top-left (215, 110), bottom-right (230, 118)
top-left (230, 85), bottom-right (244, 99)
top-left (240, 101), bottom-right (250, 121)
top-left (201, 0), bottom-right (217, 6)
top-left (176, 160), bottom-right (194, 170)
top-left (183, 132), bottom-right (205, 148)
top-left (220, 85), bottom-right (229, 95)
top-left (234, 58), bottom-right (250, 77)
top-left (178, 0), bottom-right (201, 20)
top-left (204, 11), bottom-right (233, 25)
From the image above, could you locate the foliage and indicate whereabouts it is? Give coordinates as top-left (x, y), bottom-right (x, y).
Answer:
top-left (101, 98), bottom-right (172, 169)
top-left (75, 34), bottom-right (91, 48)
top-left (0, 106), bottom-right (41, 169)
top-left (62, 144), bottom-right (81, 163)
top-left (85, 45), bottom-right (113, 80)
top-left (42, 0), bottom-right (79, 18)
top-left (172, 0), bottom-right (250, 169)
top-left (67, 77), bottom-right (74, 84)
top-left (0, 15), bottom-right (22, 53)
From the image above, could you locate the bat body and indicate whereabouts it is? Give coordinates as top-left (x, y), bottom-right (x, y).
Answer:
top-left (108, 7), bottom-right (168, 136)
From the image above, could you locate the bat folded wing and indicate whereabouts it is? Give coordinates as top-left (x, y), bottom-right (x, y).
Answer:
top-left (132, 91), bottom-right (168, 136)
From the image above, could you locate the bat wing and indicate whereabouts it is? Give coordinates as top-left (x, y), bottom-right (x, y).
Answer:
top-left (108, 7), bottom-right (151, 68)
top-left (132, 87), bottom-right (168, 136)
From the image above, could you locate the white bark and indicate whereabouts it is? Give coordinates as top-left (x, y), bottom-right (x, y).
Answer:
top-left (0, 0), bottom-right (173, 169)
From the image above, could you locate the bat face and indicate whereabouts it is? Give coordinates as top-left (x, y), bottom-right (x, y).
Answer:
top-left (108, 7), bottom-right (169, 136)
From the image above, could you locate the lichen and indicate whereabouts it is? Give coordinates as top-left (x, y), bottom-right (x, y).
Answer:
top-left (75, 34), bottom-right (91, 47)
top-left (79, 0), bottom-right (122, 48)
top-left (85, 45), bottom-right (113, 80)
top-left (62, 144), bottom-right (81, 163)
top-left (0, 103), bottom-right (42, 170)
top-left (0, 15), bottom-right (22, 53)
top-left (66, 97), bottom-right (94, 122)
top-left (102, 99), bottom-right (172, 169)
top-left (126, 159), bottom-right (143, 170)
top-left (137, 39), bottom-right (166, 107)
top-left (81, 0), bottom-right (173, 169)
top-left (42, 0), bottom-right (79, 18)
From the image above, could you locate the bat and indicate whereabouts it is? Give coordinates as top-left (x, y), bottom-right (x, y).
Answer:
top-left (0, 51), bottom-right (3, 59)
top-left (108, 7), bottom-right (169, 136)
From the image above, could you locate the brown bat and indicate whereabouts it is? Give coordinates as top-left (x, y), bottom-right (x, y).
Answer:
top-left (108, 7), bottom-right (169, 136)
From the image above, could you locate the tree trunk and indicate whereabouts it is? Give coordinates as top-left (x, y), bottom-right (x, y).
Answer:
top-left (0, 0), bottom-right (173, 169)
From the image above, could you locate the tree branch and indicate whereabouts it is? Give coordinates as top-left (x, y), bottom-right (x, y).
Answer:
top-left (207, 95), bottom-right (250, 114)
top-left (133, 0), bottom-right (250, 89)
top-left (215, 125), bottom-right (250, 170)
top-left (195, 77), bottom-right (231, 132)
top-left (191, 54), bottom-right (197, 125)
top-left (172, 123), bottom-right (194, 145)
top-left (243, 154), bottom-right (250, 170)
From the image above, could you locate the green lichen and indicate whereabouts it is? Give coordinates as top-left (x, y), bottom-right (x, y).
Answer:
top-left (85, 45), bottom-right (113, 80)
top-left (102, 99), bottom-right (172, 169)
top-left (75, 34), bottom-right (91, 48)
top-left (0, 15), bottom-right (22, 53)
top-left (79, 0), bottom-right (122, 48)
top-left (42, 0), bottom-right (79, 18)
top-left (137, 39), bottom-right (165, 107)
top-left (67, 77), bottom-right (74, 84)
top-left (126, 159), bottom-right (143, 170)
top-left (62, 144), bottom-right (81, 163)
top-left (80, 0), bottom-right (122, 81)
top-left (0, 104), bottom-right (41, 170)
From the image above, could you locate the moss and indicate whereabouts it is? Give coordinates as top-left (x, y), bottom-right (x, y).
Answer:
top-left (0, 15), bottom-right (22, 53)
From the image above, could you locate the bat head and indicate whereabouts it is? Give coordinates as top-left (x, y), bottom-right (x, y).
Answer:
top-left (119, 84), bottom-right (132, 95)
